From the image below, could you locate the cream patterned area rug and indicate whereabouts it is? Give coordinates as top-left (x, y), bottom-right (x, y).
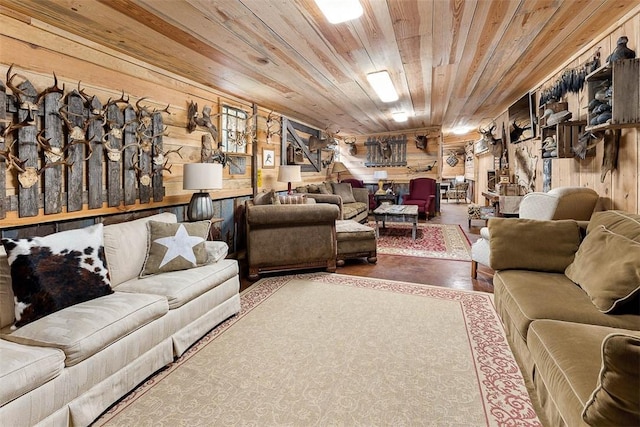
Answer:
top-left (370, 222), bottom-right (472, 261)
top-left (96, 274), bottom-right (540, 426)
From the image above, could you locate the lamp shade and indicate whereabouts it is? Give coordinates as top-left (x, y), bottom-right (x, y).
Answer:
top-left (183, 163), bottom-right (223, 190)
top-left (331, 162), bottom-right (348, 174)
top-left (278, 165), bottom-right (302, 195)
top-left (277, 165), bottom-right (302, 183)
top-left (373, 170), bottom-right (388, 180)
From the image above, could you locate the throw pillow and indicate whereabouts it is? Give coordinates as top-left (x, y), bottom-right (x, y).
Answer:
top-left (205, 241), bottom-right (229, 264)
top-left (140, 221), bottom-right (211, 277)
top-left (488, 218), bottom-right (581, 272)
top-left (331, 182), bottom-right (356, 204)
top-left (253, 190), bottom-right (279, 205)
top-left (582, 332), bottom-right (640, 426)
top-left (1, 223), bottom-right (113, 329)
top-left (587, 210), bottom-right (640, 242)
top-left (278, 194), bottom-right (306, 204)
top-left (565, 226), bottom-right (640, 313)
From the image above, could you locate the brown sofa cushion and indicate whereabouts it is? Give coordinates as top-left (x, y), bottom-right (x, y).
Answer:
top-left (582, 331), bottom-right (640, 426)
top-left (493, 270), bottom-right (640, 345)
top-left (488, 218), bottom-right (581, 272)
top-left (587, 210), bottom-right (640, 242)
top-left (527, 320), bottom-right (620, 427)
top-left (331, 182), bottom-right (356, 203)
top-left (565, 226), bottom-right (640, 313)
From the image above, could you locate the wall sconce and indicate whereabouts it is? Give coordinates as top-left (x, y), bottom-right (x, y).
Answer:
top-left (367, 71), bottom-right (398, 102)
top-left (278, 165), bottom-right (302, 195)
top-left (183, 163), bottom-right (223, 221)
top-left (373, 170), bottom-right (388, 195)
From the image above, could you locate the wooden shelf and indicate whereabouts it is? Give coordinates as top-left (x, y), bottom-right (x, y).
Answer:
top-left (585, 58), bottom-right (639, 129)
top-left (541, 120), bottom-right (589, 159)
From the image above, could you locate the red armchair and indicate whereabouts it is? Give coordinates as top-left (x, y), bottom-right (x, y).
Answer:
top-left (401, 177), bottom-right (436, 218)
top-left (341, 178), bottom-right (376, 211)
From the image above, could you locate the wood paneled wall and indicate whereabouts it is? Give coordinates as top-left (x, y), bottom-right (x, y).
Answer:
top-left (470, 11), bottom-right (640, 215)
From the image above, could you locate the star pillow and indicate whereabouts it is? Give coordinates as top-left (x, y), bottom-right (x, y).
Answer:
top-left (140, 221), bottom-right (211, 277)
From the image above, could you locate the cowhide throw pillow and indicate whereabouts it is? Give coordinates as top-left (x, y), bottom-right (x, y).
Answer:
top-left (1, 223), bottom-right (113, 329)
top-left (140, 220), bottom-right (211, 277)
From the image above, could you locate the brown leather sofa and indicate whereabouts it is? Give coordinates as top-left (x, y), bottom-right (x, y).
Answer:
top-left (489, 211), bottom-right (640, 426)
top-left (245, 199), bottom-right (340, 280)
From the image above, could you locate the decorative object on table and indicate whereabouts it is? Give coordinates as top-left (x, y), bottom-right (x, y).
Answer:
top-left (262, 148), bottom-right (275, 168)
top-left (606, 36), bottom-right (636, 63)
top-left (278, 164), bottom-right (302, 195)
top-left (373, 170), bottom-right (388, 194)
top-left (331, 161), bottom-right (348, 181)
top-left (183, 162), bottom-right (223, 221)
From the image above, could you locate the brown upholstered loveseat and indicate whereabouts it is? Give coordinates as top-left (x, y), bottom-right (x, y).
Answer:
top-left (245, 198), bottom-right (340, 280)
top-left (295, 182), bottom-right (369, 223)
top-left (489, 211), bottom-right (640, 426)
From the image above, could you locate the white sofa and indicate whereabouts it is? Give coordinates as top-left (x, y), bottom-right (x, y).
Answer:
top-left (0, 212), bottom-right (241, 427)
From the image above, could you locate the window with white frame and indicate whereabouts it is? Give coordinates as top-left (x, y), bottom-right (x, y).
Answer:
top-left (221, 105), bottom-right (248, 154)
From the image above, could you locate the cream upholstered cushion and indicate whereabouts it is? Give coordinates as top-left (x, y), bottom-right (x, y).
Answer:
top-left (205, 241), bottom-right (229, 264)
top-left (488, 218), bottom-right (581, 272)
top-left (582, 331), bottom-right (640, 426)
top-left (565, 226), bottom-right (640, 313)
top-left (115, 259), bottom-right (238, 310)
top-left (103, 212), bottom-right (177, 286)
top-left (0, 339), bottom-right (65, 406)
top-left (1, 292), bottom-right (168, 366)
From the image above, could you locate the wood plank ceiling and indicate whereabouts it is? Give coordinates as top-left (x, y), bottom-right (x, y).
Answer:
top-left (1, 0), bottom-right (637, 135)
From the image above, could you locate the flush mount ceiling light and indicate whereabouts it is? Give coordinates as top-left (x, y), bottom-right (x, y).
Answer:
top-left (314, 0), bottom-right (363, 24)
top-left (366, 71), bottom-right (399, 103)
top-left (392, 111), bottom-right (408, 122)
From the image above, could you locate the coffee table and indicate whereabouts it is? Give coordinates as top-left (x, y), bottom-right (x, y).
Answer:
top-left (373, 204), bottom-right (419, 240)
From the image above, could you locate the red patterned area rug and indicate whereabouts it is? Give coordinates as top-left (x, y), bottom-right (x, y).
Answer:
top-left (96, 274), bottom-right (540, 427)
top-left (369, 222), bottom-right (472, 261)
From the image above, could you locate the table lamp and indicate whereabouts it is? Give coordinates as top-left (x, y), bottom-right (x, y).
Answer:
top-left (373, 170), bottom-right (388, 195)
top-left (183, 163), bottom-right (223, 221)
top-left (332, 161), bottom-right (348, 182)
top-left (278, 165), bottom-right (302, 195)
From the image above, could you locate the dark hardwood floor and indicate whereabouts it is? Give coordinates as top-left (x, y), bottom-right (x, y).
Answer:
top-left (239, 201), bottom-right (495, 293)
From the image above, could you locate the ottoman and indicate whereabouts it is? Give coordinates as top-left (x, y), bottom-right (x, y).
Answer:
top-left (335, 220), bottom-right (377, 266)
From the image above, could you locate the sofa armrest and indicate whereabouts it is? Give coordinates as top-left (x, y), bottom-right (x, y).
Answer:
top-left (247, 203), bottom-right (340, 227)
top-left (488, 218), bottom-right (581, 272)
top-left (352, 188), bottom-right (370, 205)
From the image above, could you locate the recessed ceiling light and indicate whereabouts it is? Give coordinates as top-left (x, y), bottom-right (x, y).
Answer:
top-left (314, 0), bottom-right (363, 24)
top-left (367, 71), bottom-right (399, 103)
top-left (392, 112), bottom-right (408, 122)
